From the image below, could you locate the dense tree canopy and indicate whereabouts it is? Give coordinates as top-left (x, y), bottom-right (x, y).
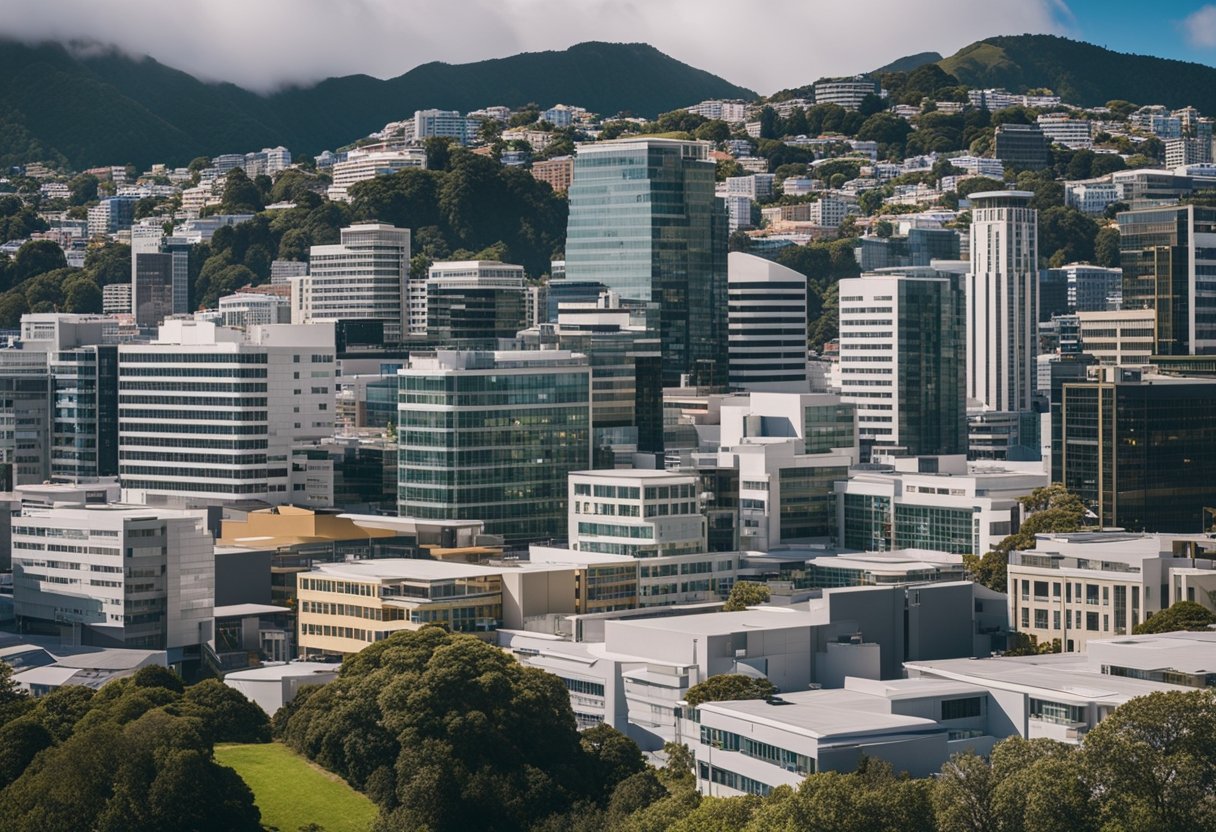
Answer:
top-left (277, 627), bottom-right (644, 832)
top-left (0, 665), bottom-right (267, 832)
top-left (1133, 600), bottom-right (1216, 635)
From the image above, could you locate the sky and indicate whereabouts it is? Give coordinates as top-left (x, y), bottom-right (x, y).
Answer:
top-left (1, 0), bottom-right (1216, 94)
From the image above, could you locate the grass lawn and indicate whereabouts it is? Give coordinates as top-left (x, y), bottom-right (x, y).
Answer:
top-left (215, 742), bottom-right (379, 832)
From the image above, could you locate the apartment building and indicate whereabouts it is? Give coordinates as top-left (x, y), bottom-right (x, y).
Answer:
top-left (326, 147), bottom-right (427, 202)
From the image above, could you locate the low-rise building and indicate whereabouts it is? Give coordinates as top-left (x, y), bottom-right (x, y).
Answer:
top-left (1006, 531), bottom-right (1216, 651)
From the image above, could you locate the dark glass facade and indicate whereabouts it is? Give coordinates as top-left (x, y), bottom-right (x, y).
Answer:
top-left (426, 284), bottom-right (526, 343)
top-left (133, 253), bottom-right (174, 328)
top-left (1119, 205), bottom-right (1216, 355)
top-left (565, 140), bottom-right (728, 388)
top-left (50, 345), bottom-right (119, 481)
top-left (1057, 373), bottom-right (1216, 531)
top-left (854, 229), bottom-right (960, 272)
top-left (898, 274), bottom-right (967, 456)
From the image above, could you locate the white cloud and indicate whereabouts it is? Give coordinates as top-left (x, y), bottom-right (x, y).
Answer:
top-left (1183, 4), bottom-right (1216, 48)
top-left (0, 0), bottom-right (1070, 93)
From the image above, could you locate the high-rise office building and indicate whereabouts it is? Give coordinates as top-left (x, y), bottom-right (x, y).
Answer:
top-left (518, 291), bottom-right (663, 466)
top-left (12, 504), bottom-right (213, 662)
top-left (727, 252), bottom-right (809, 393)
top-left (295, 224), bottom-right (410, 342)
top-left (967, 192), bottom-right (1038, 413)
top-left (0, 349), bottom-right (50, 485)
top-left (565, 138), bottom-right (728, 389)
top-left (425, 260), bottom-right (528, 343)
top-left (118, 321), bottom-right (336, 507)
top-left (838, 268), bottom-right (967, 457)
top-left (131, 223), bottom-right (190, 327)
top-left (397, 350), bottom-right (591, 544)
top-left (1055, 368), bottom-right (1216, 531)
top-left (1119, 204), bottom-right (1216, 355)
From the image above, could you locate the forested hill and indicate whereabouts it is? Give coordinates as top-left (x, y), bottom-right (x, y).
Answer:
top-left (0, 39), bottom-right (756, 170)
top-left (938, 34), bottom-right (1216, 112)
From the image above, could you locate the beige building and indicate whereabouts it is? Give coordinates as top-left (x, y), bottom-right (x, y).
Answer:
top-left (297, 551), bottom-right (638, 656)
top-left (1077, 309), bottom-right (1155, 366)
top-left (1007, 532), bottom-right (1216, 652)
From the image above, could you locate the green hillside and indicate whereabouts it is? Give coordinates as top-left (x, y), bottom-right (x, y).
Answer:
top-left (0, 39), bottom-right (755, 170)
top-left (938, 34), bottom-right (1216, 111)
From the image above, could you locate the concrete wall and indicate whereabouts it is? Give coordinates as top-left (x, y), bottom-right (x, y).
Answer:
top-left (214, 548), bottom-right (274, 606)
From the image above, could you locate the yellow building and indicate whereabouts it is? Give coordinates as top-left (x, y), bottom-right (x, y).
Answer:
top-left (297, 552), bottom-right (639, 657)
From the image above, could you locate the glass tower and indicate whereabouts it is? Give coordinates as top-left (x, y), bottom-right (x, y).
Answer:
top-left (1119, 204), bottom-right (1216, 355)
top-left (565, 139), bottom-right (728, 388)
top-left (397, 350), bottom-right (592, 544)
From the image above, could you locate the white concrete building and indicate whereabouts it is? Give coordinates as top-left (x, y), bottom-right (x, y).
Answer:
top-left (1006, 532), bottom-right (1216, 651)
top-left (217, 291), bottom-right (292, 328)
top-left (727, 252), bottom-right (809, 393)
top-left (966, 192), bottom-right (1038, 413)
top-left (725, 174), bottom-right (775, 201)
top-left (1036, 115), bottom-right (1092, 149)
top-left (223, 662), bottom-right (340, 714)
top-left (836, 454), bottom-right (1048, 556)
top-left (326, 147), bottom-right (427, 202)
top-left (813, 77), bottom-right (879, 110)
top-left (686, 100), bottom-right (748, 123)
top-left (118, 320), bottom-right (335, 507)
top-left (295, 224), bottom-right (410, 342)
top-left (102, 283), bottom-right (132, 317)
top-left (1065, 182), bottom-right (1121, 215)
top-left (413, 109), bottom-right (473, 145)
top-left (1077, 308), bottom-right (1155, 365)
top-left (569, 470), bottom-right (706, 558)
top-left (11, 504), bottom-right (213, 661)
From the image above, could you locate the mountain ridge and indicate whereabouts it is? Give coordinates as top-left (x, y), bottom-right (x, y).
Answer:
top-left (0, 39), bottom-right (756, 169)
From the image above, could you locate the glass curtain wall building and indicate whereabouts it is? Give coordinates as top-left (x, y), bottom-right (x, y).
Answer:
top-left (1118, 204), bottom-right (1216, 355)
top-left (565, 138), bottom-right (728, 389)
top-left (1055, 369), bottom-right (1216, 531)
top-left (397, 350), bottom-right (592, 544)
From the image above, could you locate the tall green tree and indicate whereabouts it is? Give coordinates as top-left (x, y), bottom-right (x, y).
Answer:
top-left (1083, 690), bottom-right (1216, 831)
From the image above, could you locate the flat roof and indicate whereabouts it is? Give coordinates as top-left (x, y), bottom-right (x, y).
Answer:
top-left (905, 654), bottom-right (1193, 703)
top-left (569, 469), bottom-right (694, 480)
top-left (699, 689), bottom-right (942, 739)
top-left (1087, 631), bottom-right (1216, 673)
top-left (612, 606), bottom-right (827, 637)
top-left (214, 603), bottom-right (291, 618)
top-left (224, 662), bottom-right (340, 681)
top-left (312, 558), bottom-right (504, 581)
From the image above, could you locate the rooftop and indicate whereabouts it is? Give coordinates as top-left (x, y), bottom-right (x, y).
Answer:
top-left (311, 559), bottom-right (504, 582)
top-left (612, 606), bottom-right (827, 637)
top-left (905, 654), bottom-right (1194, 704)
top-left (698, 688), bottom-right (942, 740)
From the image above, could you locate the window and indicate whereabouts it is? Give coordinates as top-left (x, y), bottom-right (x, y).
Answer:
top-left (1087, 612), bottom-right (1100, 631)
top-left (941, 697), bottom-right (982, 720)
top-left (1034, 609), bottom-right (1048, 629)
top-left (1021, 607), bottom-right (1029, 628)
